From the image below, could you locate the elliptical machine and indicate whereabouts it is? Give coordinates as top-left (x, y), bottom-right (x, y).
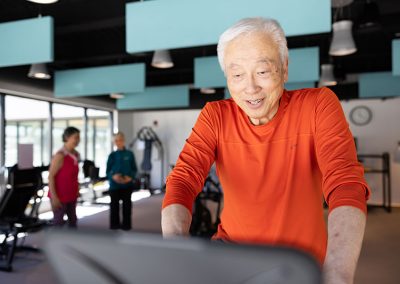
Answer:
top-left (189, 173), bottom-right (223, 239)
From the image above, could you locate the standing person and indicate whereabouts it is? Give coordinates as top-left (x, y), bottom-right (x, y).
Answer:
top-left (48, 127), bottom-right (81, 228)
top-left (162, 17), bottom-right (370, 284)
top-left (106, 132), bottom-right (138, 230)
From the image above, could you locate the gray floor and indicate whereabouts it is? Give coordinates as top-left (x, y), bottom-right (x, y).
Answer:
top-left (355, 206), bottom-right (400, 284)
top-left (0, 193), bottom-right (164, 283)
top-left (0, 195), bottom-right (399, 284)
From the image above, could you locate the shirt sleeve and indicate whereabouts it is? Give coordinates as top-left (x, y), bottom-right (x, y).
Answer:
top-left (106, 152), bottom-right (114, 180)
top-left (328, 183), bottom-right (367, 214)
top-left (162, 103), bottom-right (218, 212)
top-left (130, 151), bottom-right (138, 178)
top-left (313, 88), bottom-right (370, 213)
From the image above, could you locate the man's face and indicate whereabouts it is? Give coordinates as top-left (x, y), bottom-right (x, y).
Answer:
top-left (224, 32), bottom-right (288, 125)
top-left (114, 135), bottom-right (125, 149)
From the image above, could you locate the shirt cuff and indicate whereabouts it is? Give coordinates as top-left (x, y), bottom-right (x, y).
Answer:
top-left (162, 187), bottom-right (194, 213)
top-left (327, 183), bottom-right (368, 214)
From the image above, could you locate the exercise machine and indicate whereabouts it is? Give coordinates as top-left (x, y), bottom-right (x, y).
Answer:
top-left (0, 166), bottom-right (47, 272)
top-left (129, 127), bottom-right (164, 193)
top-left (81, 160), bottom-right (108, 204)
top-left (45, 230), bottom-right (321, 284)
top-left (190, 173), bottom-right (223, 238)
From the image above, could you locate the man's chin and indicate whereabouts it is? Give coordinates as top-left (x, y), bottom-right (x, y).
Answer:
top-left (246, 110), bottom-right (264, 120)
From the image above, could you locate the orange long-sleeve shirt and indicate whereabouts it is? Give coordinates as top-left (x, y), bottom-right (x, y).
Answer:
top-left (163, 87), bottom-right (370, 263)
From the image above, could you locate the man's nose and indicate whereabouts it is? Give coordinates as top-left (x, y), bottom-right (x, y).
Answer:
top-left (244, 76), bottom-right (261, 95)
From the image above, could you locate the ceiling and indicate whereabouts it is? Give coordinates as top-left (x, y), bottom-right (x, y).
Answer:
top-left (1, 0), bottom-right (400, 103)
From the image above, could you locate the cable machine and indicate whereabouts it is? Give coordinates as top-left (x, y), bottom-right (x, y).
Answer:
top-left (128, 127), bottom-right (164, 192)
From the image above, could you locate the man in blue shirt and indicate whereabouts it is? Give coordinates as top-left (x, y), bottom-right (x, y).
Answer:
top-left (106, 132), bottom-right (138, 230)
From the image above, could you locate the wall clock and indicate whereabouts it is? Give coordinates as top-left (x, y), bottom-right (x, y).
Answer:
top-left (349, 105), bottom-right (373, 126)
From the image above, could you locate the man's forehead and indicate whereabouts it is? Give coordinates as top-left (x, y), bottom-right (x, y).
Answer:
top-left (227, 58), bottom-right (276, 69)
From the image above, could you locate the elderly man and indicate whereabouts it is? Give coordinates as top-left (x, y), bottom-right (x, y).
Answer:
top-left (162, 17), bottom-right (369, 284)
top-left (106, 132), bottom-right (138, 230)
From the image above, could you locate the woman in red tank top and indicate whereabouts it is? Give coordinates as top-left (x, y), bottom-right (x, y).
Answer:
top-left (48, 127), bottom-right (80, 227)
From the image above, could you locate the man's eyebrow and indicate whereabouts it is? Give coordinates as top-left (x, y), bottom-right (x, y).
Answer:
top-left (256, 58), bottom-right (274, 64)
top-left (227, 63), bottom-right (241, 69)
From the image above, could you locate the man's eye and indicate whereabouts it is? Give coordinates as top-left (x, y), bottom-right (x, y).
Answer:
top-left (233, 74), bottom-right (243, 78)
top-left (258, 70), bottom-right (270, 75)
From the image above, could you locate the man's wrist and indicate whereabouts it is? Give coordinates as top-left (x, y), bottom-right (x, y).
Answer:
top-left (323, 266), bottom-right (352, 284)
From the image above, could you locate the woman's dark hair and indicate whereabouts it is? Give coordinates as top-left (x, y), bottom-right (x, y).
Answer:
top-left (62, 126), bottom-right (80, 142)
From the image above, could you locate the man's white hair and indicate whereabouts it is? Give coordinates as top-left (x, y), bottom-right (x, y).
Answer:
top-left (114, 131), bottom-right (125, 139)
top-left (217, 17), bottom-right (288, 74)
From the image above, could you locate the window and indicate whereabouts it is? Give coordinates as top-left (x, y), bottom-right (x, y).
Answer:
top-left (87, 109), bottom-right (111, 176)
top-left (2, 96), bottom-right (111, 173)
top-left (5, 96), bottom-right (50, 167)
top-left (52, 104), bottom-right (85, 157)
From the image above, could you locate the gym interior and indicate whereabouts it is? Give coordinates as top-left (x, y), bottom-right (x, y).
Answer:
top-left (0, 0), bottom-right (400, 283)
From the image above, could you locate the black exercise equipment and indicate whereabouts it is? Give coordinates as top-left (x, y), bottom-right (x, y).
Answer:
top-left (81, 159), bottom-right (105, 203)
top-left (190, 174), bottom-right (223, 238)
top-left (0, 166), bottom-right (47, 272)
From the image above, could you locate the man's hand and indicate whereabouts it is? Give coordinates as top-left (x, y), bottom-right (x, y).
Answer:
top-left (122, 176), bottom-right (132, 183)
top-left (323, 206), bottom-right (366, 284)
top-left (161, 204), bottom-right (192, 238)
top-left (112, 174), bottom-right (124, 183)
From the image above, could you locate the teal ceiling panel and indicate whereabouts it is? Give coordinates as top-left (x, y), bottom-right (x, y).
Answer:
top-left (0, 16), bottom-right (53, 67)
top-left (194, 57), bottom-right (226, 88)
top-left (126, 0), bottom-right (331, 53)
top-left (288, 47), bottom-right (319, 83)
top-left (117, 85), bottom-right (189, 110)
top-left (393, 39), bottom-right (400, 76)
top-left (55, 63), bottom-right (145, 98)
top-left (359, 72), bottom-right (400, 98)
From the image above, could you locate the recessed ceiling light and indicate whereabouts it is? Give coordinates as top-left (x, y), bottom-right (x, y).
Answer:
top-left (200, 88), bottom-right (216, 94)
top-left (27, 63), bottom-right (51, 79)
top-left (329, 20), bottom-right (357, 56)
top-left (151, 50), bottom-right (174, 69)
top-left (26, 0), bottom-right (59, 4)
top-left (110, 93), bottom-right (125, 99)
top-left (318, 64), bottom-right (337, 87)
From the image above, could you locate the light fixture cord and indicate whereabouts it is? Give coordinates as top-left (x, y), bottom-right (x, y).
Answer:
top-left (333, 3), bottom-right (353, 22)
top-left (38, 5), bottom-right (42, 18)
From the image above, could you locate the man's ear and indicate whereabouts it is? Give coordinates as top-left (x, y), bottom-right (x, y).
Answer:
top-left (283, 58), bottom-right (289, 82)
